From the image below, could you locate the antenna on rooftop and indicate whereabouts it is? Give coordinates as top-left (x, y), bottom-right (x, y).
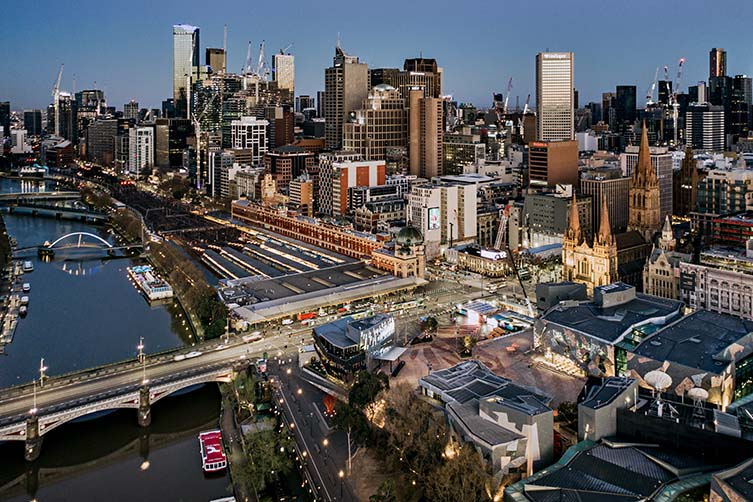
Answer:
top-left (644, 370), bottom-right (676, 419)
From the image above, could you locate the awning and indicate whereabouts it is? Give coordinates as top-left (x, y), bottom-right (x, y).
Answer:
top-left (373, 346), bottom-right (408, 362)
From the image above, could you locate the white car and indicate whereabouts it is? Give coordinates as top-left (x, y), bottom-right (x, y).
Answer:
top-left (185, 351), bottom-right (203, 359)
top-left (281, 319), bottom-right (294, 326)
top-left (173, 354), bottom-right (186, 362)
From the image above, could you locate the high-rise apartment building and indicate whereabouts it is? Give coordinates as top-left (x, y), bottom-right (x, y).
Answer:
top-left (173, 24), bottom-right (200, 118)
top-left (536, 52), bottom-right (574, 141)
top-left (205, 48), bottom-right (226, 73)
top-left (273, 52), bottom-right (295, 95)
top-left (124, 100), bottom-right (139, 120)
top-left (324, 45), bottom-right (368, 150)
top-left (318, 151), bottom-right (362, 215)
top-left (342, 84), bottom-right (407, 162)
top-left (409, 89), bottom-right (443, 178)
top-left (709, 48), bottom-right (727, 79)
top-left (329, 160), bottom-right (386, 217)
top-left (230, 117), bottom-right (269, 164)
top-left (686, 104), bottom-right (725, 151)
top-left (128, 126), bottom-right (154, 176)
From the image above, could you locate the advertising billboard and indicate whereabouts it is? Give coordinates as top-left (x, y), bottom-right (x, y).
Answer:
top-left (428, 207), bottom-right (440, 230)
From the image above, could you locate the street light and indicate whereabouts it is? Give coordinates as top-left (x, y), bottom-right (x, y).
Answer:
top-left (323, 438), bottom-right (329, 465)
top-left (29, 379), bottom-right (38, 415)
top-left (39, 358), bottom-right (48, 388)
top-left (137, 337), bottom-right (147, 385)
top-left (338, 469), bottom-right (345, 500)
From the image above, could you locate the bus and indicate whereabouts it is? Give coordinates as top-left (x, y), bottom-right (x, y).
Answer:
top-left (297, 312), bottom-right (317, 321)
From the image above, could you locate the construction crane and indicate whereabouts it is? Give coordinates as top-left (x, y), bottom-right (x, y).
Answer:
top-left (645, 67), bottom-right (659, 106)
top-left (669, 57), bottom-right (685, 146)
top-left (51, 64), bottom-right (64, 136)
top-left (256, 40), bottom-right (270, 80)
top-left (280, 43), bottom-right (293, 54)
top-left (242, 41), bottom-right (253, 75)
top-left (222, 24), bottom-right (228, 74)
top-left (503, 77), bottom-right (513, 115)
top-left (493, 202), bottom-right (534, 318)
top-left (523, 94), bottom-right (531, 115)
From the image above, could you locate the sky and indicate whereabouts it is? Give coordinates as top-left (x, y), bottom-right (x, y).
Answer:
top-left (2, 0), bottom-right (752, 111)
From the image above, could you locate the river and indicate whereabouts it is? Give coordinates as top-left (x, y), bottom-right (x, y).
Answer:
top-left (0, 178), bottom-right (230, 502)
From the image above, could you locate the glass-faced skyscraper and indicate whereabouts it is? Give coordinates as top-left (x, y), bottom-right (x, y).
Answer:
top-left (173, 24), bottom-right (200, 118)
top-left (536, 52), bottom-right (574, 141)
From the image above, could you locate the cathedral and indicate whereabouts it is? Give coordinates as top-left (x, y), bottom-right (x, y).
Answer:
top-left (562, 120), bottom-right (660, 294)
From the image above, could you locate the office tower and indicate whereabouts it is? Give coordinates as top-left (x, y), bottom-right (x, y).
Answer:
top-left (408, 88), bottom-right (443, 178)
top-left (628, 124), bottom-right (661, 242)
top-left (601, 92), bottom-right (615, 128)
top-left (316, 91), bottom-right (325, 118)
top-left (318, 151), bottom-right (362, 215)
top-left (536, 52), bottom-right (574, 141)
top-left (329, 160), bottom-right (386, 217)
top-left (23, 110), bottom-right (42, 136)
top-left (657, 80), bottom-right (673, 106)
top-left (689, 81), bottom-right (707, 104)
top-left (403, 58), bottom-right (443, 97)
top-left (730, 75), bottom-right (752, 144)
top-left (324, 44), bottom-right (368, 149)
top-left (264, 105), bottom-right (295, 148)
top-left (85, 119), bottom-right (118, 165)
top-left (49, 93), bottom-right (77, 142)
top-left (205, 48), bottom-right (225, 73)
top-left (128, 126), bottom-right (154, 175)
top-left (173, 24), bottom-right (200, 118)
top-left (709, 48), bottom-right (727, 79)
top-left (442, 133), bottom-right (485, 175)
top-left (162, 98), bottom-right (176, 118)
top-left (124, 100), bottom-right (139, 120)
top-left (295, 95), bottom-right (315, 113)
top-left (272, 52), bottom-right (295, 95)
top-left (0, 102), bottom-right (9, 137)
top-left (230, 117), bottom-right (268, 164)
top-left (528, 139), bottom-right (578, 187)
top-left (342, 84), bottom-right (407, 161)
top-left (264, 145), bottom-right (316, 192)
top-left (208, 150), bottom-right (234, 198)
top-left (621, 137), bottom-right (673, 222)
top-left (686, 104), bottom-right (725, 151)
top-left (614, 85), bottom-right (637, 131)
top-left (580, 167), bottom-right (630, 233)
top-left (673, 147), bottom-right (701, 217)
top-left (289, 175), bottom-right (315, 216)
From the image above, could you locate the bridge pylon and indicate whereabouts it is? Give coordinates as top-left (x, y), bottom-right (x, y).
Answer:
top-left (24, 415), bottom-right (42, 462)
top-left (138, 385), bottom-right (151, 427)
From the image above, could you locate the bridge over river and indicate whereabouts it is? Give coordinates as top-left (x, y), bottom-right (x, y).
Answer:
top-left (0, 334), bottom-right (295, 461)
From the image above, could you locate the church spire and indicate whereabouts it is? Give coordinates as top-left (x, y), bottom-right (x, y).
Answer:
top-left (597, 193), bottom-right (613, 245)
top-left (567, 193), bottom-right (582, 243)
top-left (633, 120), bottom-right (658, 186)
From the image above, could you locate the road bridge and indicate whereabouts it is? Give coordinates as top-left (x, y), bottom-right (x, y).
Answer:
top-left (0, 335), bottom-right (294, 461)
top-left (0, 192), bottom-right (80, 203)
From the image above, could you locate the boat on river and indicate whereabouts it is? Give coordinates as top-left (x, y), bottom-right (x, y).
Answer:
top-left (199, 430), bottom-right (227, 473)
top-left (22, 261), bottom-right (33, 272)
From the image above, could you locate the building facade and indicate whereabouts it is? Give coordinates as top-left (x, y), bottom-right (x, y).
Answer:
top-left (342, 84), bottom-right (407, 162)
top-left (127, 126), bottom-right (154, 176)
top-left (230, 117), bottom-right (269, 164)
top-left (528, 139), bottom-right (578, 187)
top-left (686, 104), bottom-right (725, 151)
top-left (621, 141), bottom-right (673, 222)
top-left (324, 45), bottom-right (368, 150)
top-left (173, 24), bottom-right (200, 118)
top-left (408, 89), bottom-right (443, 178)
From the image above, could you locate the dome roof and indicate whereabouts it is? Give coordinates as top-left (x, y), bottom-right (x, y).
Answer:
top-left (396, 226), bottom-right (423, 247)
top-left (372, 83), bottom-right (396, 92)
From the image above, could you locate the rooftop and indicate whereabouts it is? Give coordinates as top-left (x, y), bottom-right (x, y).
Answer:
top-left (447, 399), bottom-right (524, 446)
top-left (632, 310), bottom-right (753, 373)
top-left (540, 292), bottom-right (683, 344)
top-left (313, 313), bottom-right (393, 349)
top-left (713, 457), bottom-right (753, 500)
top-left (580, 377), bottom-right (636, 410)
top-left (419, 360), bottom-right (551, 408)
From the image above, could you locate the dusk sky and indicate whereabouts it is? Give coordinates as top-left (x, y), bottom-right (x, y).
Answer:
top-left (3, 0), bottom-right (752, 110)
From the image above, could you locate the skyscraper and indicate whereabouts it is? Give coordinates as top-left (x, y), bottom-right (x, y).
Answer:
top-left (408, 89), bottom-right (442, 178)
top-left (272, 52), bottom-right (295, 95)
top-left (173, 24), bottom-right (200, 118)
top-left (0, 102), bottom-right (9, 137)
top-left (686, 104), bottom-right (725, 151)
top-left (628, 123), bottom-right (661, 242)
top-left (709, 48), bottom-right (727, 79)
top-left (342, 84), bottom-right (407, 162)
top-left (124, 100), bottom-right (139, 120)
top-left (324, 44), bottom-right (368, 150)
top-left (23, 110), bottom-right (42, 136)
top-left (205, 48), bottom-right (226, 74)
top-left (615, 85), bottom-right (637, 129)
top-left (536, 52), bottom-right (574, 141)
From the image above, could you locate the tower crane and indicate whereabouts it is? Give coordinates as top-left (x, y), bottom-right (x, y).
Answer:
top-left (51, 64), bottom-right (64, 136)
top-left (256, 40), bottom-right (270, 80)
top-left (493, 202), bottom-right (534, 318)
top-left (280, 43), bottom-right (293, 54)
top-left (645, 67), bottom-right (659, 106)
top-left (222, 24), bottom-right (228, 74)
top-left (503, 77), bottom-right (513, 115)
top-left (242, 41), bottom-right (253, 75)
top-left (523, 94), bottom-right (531, 115)
top-left (669, 57), bottom-right (685, 146)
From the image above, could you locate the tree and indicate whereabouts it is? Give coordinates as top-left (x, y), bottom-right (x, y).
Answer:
top-left (331, 401), bottom-right (371, 446)
top-left (420, 316), bottom-right (438, 334)
top-left (239, 430), bottom-right (294, 498)
top-left (424, 445), bottom-right (491, 502)
top-left (557, 401), bottom-right (578, 424)
top-left (370, 479), bottom-right (397, 502)
top-left (349, 370), bottom-right (388, 411)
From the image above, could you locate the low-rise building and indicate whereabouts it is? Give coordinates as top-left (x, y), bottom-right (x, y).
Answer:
top-left (419, 360), bottom-right (553, 474)
top-left (577, 376), bottom-right (638, 441)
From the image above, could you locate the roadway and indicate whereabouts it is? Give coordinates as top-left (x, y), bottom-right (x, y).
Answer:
top-left (0, 334), bottom-right (298, 428)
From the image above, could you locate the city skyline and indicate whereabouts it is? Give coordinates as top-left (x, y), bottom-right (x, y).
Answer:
top-left (2, 0), bottom-right (753, 110)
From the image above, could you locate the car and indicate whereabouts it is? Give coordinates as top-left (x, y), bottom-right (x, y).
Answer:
top-left (173, 354), bottom-right (186, 362)
top-left (185, 351), bottom-right (203, 359)
top-left (214, 344), bottom-right (227, 351)
top-left (281, 319), bottom-right (293, 326)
